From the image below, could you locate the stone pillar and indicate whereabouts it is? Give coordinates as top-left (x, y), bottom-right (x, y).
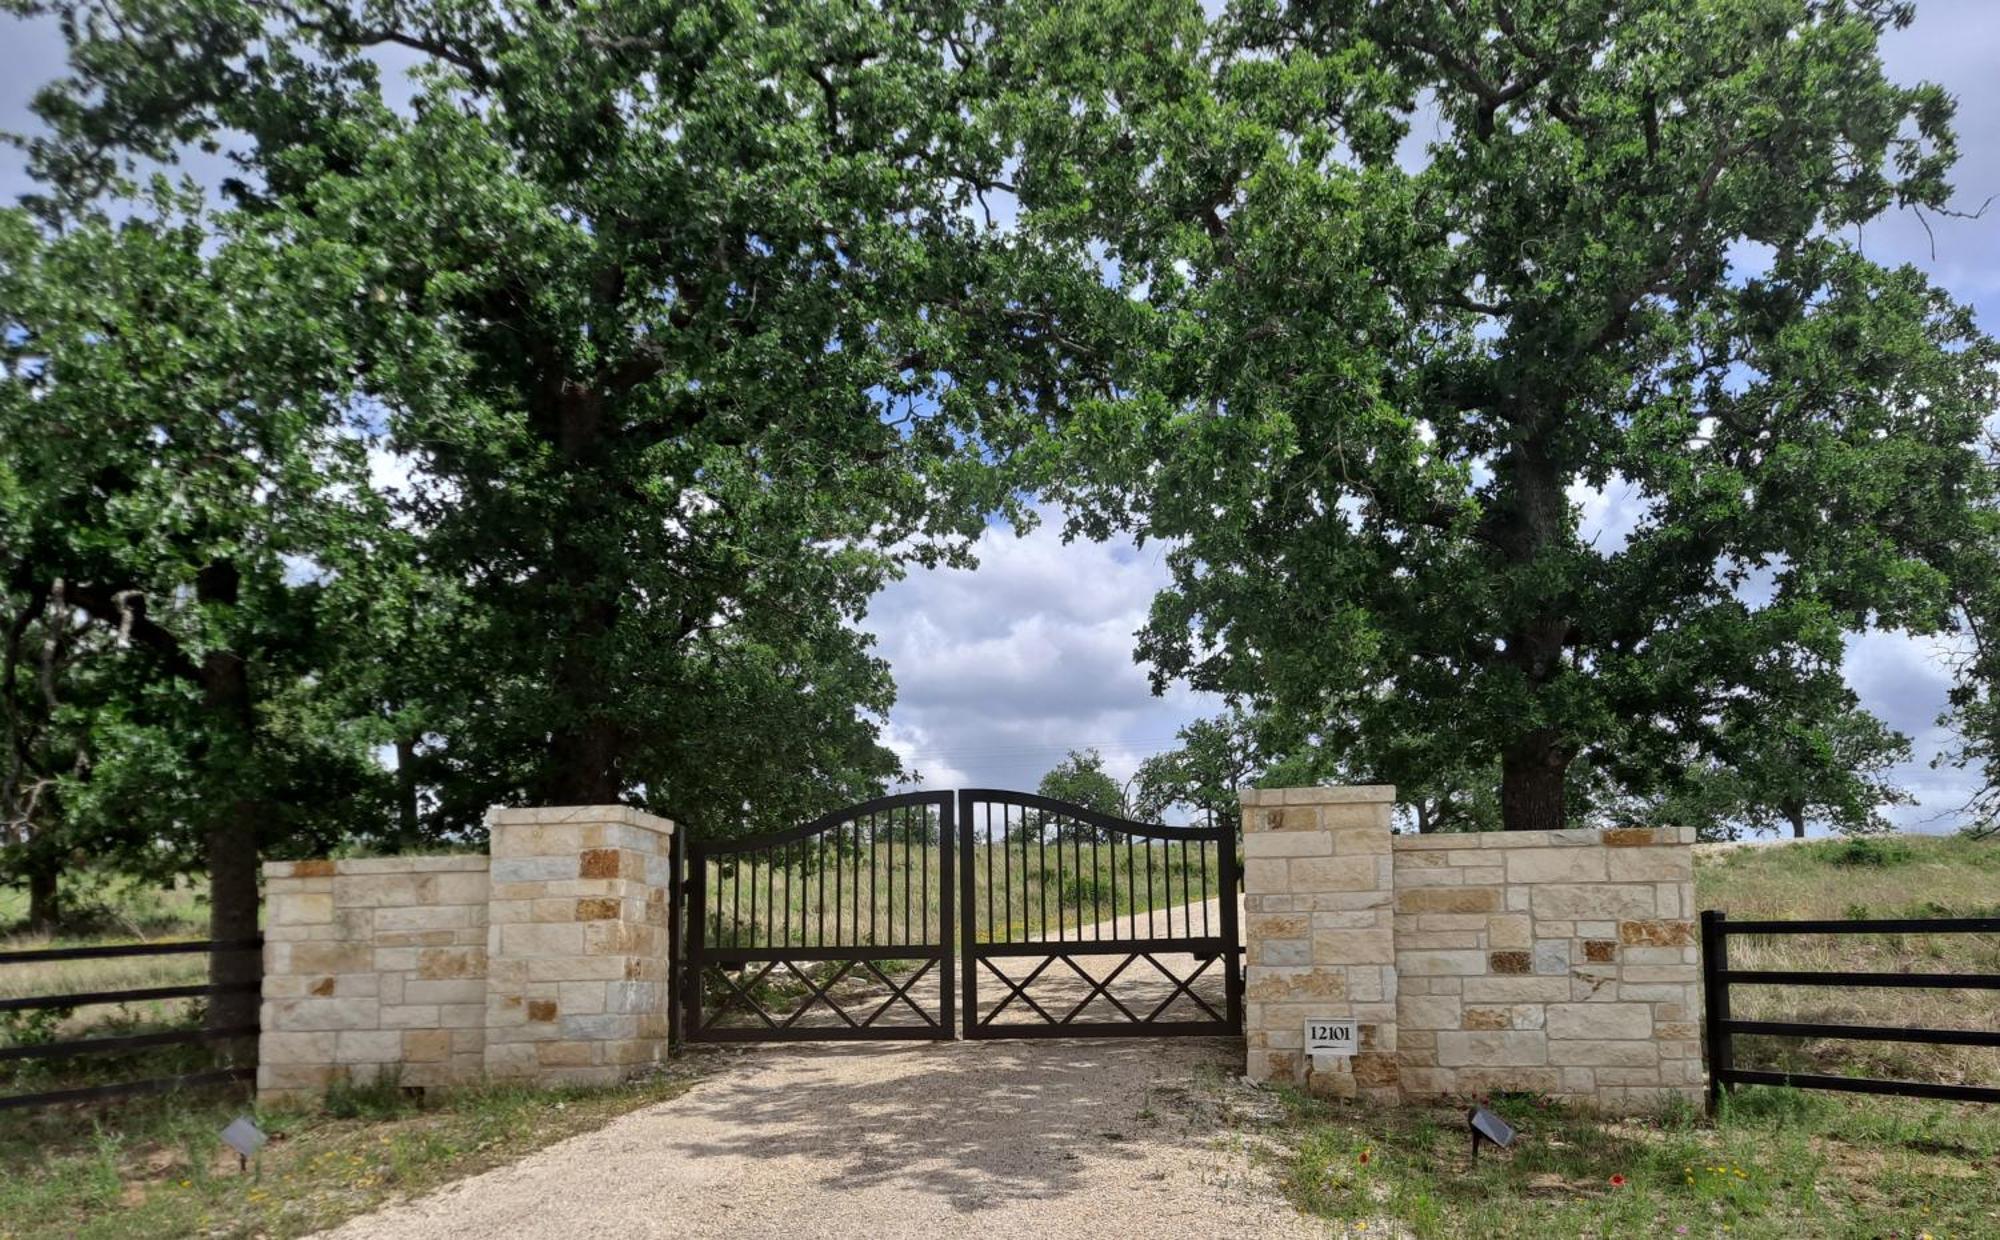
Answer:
top-left (483, 806), bottom-right (676, 1086)
top-left (1240, 785), bottom-right (1400, 1102)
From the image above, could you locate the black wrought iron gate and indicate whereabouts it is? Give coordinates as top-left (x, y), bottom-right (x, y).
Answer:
top-left (681, 789), bottom-right (1240, 1043)
top-left (958, 790), bottom-right (1241, 1039)
top-left (682, 792), bottom-right (954, 1042)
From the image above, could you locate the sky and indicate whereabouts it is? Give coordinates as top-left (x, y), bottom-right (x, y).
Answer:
top-left (4, 5), bottom-right (1997, 832)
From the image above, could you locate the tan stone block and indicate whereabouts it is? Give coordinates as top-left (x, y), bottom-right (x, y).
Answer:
top-left (1246, 967), bottom-right (1347, 1000)
top-left (536, 1040), bottom-right (596, 1067)
top-left (379, 1004), bottom-right (441, 1029)
top-left (1463, 1008), bottom-right (1511, 1030)
top-left (500, 921), bottom-right (585, 958)
top-left (292, 859), bottom-right (338, 878)
top-left (1560, 1040), bottom-right (1660, 1067)
top-left (1312, 929), bottom-right (1393, 964)
top-left (1395, 887), bottom-right (1501, 914)
top-left (574, 897), bottom-right (623, 921)
top-left (1487, 914), bottom-right (1532, 948)
top-left (1435, 1031), bottom-right (1547, 1067)
top-left (1398, 996), bottom-right (1462, 1029)
top-left (271, 893), bottom-right (334, 926)
top-left (1398, 949), bottom-right (1487, 976)
top-left (1244, 859), bottom-right (1290, 893)
top-left (1244, 830), bottom-right (1331, 859)
top-left (1506, 848), bottom-right (1607, 884)
top-left (260, 1031), bottom-right (339, 1065)
top-left (282, 941), bottom-right (373, 975)
top-left (418, 947), bottom-right (487, 979)
top-left (1288, 856), bottom-right (1379, 893)
top-left (1456, 1067), bottom-right (1562, 1095)
top-left (1547, 1003), bottom-right (1652, 1040)
top-left (403, 1029), bottom-right (451, 1063)
top-left (527, 999), bottom-right (558, 1022)
top-left (1531, 884), bottom-right (1656, 919)
top-left (266, 997), bottom-right (380, 1032)
top-left (1601, 828), bottom-right (1658, 847)
top-left (1352, 1051), bottom-right (1400, 1088)
top-left (1608, 848), bottom-right (1692, 882)
top-left (1618, 919), bottom-right (1695, 946)
top-left (1462, 976), bottom-right (1572, 1004)
top-left (1248, 913), bottom-right (1310, 939)
top-left (578, 848), bottom-right (625, 879)
top-left (1327, 822), bottom-right (1391, 854)
top-left (335, 1031), bottom-right (403, 1063)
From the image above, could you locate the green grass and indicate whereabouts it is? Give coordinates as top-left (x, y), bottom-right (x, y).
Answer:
top-left (1270, 1085), bottom-right (1999, 1239)
top-left (0, 1069), bottom-right (704, 1240)
top-left (1695, 832), bottom-right (1999, 1088)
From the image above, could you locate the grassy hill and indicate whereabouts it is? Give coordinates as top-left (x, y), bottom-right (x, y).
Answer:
top-left (1695, 833), bottom-right (1999, 1089)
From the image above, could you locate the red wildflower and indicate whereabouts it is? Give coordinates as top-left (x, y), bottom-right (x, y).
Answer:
top-left (1609, 1174), bottom-right (1628, 1188)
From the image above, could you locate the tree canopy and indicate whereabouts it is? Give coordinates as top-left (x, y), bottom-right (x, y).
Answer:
top-left (1008, 0), bottom-right (1999, 830)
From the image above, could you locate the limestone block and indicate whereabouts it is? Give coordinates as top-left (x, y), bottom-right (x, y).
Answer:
top-left (1395, 887), bottom-right (1501, 914)
top-left (1244, 830), bottom-right (1332, 859)
top-left (1505, 848), bottom-right (1607, 884)
top-left (1397, 950), bottom-right (1488, 976)
top-left (1547, 1003), bottom-right (1653, 1040)
top-left (1531, 884), bottom-right (1657, 920)
top-left (1435, 1031), bottom-right (1548, 1067)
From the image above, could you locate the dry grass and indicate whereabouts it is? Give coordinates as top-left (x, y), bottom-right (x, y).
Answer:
top-left (1694, 834), bottom-right (2000, 1088)
top-left (702, 837), bottom-right (1224, 949)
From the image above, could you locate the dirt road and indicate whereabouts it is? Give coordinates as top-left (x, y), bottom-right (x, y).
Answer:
top-left (317, 1035), bottom-right (1315, 1239)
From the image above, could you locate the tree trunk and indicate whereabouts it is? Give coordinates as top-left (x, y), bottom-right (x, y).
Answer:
top-left (1500, 730), bottom-right (1571, 833)
top-left (25, 859), bottom-right (59, 932)
top-left (194, 562), bottom-right (261, 1051)
top-left (537, 383), bottom-right (626, 807)
top-left (1787, 805), bottom-right (1807, 839)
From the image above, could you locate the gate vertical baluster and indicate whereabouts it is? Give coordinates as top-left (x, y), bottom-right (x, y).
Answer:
top-left (1218, 823), bottom-right (1242, 1031)
top-left (995, 802), bottom-right (1005, 944)
top-left (1179, 833), bottom-right (1191, 937)
top-left (686, 840), bottom-right (707, 1037)
top-left (1038, 810), bottom-right (1049, 942)
top-left (1092, 825), bottom-right (1102, 941)
top-left (870, 813), bottom-right (878, 948)
top-left (1202, 837), bottom-right (1211, 937)
top-left (748, 848), bottom-right (758, 950)
top-left (957, 791), bottom-right (975, 1037)
top-left (1144, 833), bottom-right (1155, 939)
top-left (921, 805), bottom-right (930, 949)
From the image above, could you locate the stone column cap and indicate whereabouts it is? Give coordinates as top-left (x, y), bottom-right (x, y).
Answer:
top-left (482, 804), bottom-right (676, 835)
top-left (1241, 785), bottom-right (1396, 808)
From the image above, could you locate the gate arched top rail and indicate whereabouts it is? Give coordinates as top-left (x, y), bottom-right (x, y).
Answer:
top-left (956, 788), bottom-right (1226, 841)
top-left (695, 790), bottom-right (954, 855)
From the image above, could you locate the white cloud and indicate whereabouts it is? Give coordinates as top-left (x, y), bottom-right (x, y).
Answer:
top-left (862, 510), bottom-right (1219, 794)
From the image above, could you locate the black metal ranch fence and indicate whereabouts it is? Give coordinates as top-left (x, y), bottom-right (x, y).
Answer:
top-left (1700, 910), bottom-right (2000, 1108)
top-left (0, 936), bottom-right (262, 1111)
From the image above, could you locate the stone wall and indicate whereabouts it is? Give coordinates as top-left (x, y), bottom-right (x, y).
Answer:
top-left (258, 805), bottom-right (677, 1105)
top-left (484, 806), bottom-right (676, 1087)
top-left (260, 855), bottom-right (491, 1104)
top-left (1241, 785), bottom-right (1402, 1102)
top-left (1242, 785), bottom-right (1702, 1114)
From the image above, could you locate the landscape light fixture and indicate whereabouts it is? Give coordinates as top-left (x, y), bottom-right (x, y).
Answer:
top-left (1467, 1106), bottom-right (1515, 1167)
top-left (220, 1115), bottom-right (268, 1173)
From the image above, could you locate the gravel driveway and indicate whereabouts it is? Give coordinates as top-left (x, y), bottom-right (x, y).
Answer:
top-left (318, 1035), bottom-right (1317, 1239)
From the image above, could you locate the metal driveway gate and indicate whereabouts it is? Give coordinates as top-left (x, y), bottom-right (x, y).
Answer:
top-left (683, 792), bottom-right (954, 1042)
top-left (957, 790), bottom-right (1241, 1040)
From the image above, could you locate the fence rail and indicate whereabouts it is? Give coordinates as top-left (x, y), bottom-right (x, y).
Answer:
top-left (1701, 910), bottom-right (2000, 1109)
top-left (0, 936), bottom-right (262, 1113)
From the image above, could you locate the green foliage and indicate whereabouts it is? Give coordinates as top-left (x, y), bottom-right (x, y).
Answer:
top-left (1, 0), bottom-right (1105, 858)
top-left (1007, 0), bottom-right (2000, 831)
top-left (1036, 748), bottom-right (1130, 824)
top-left (1815, 836), bottom-right (1916, 868)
